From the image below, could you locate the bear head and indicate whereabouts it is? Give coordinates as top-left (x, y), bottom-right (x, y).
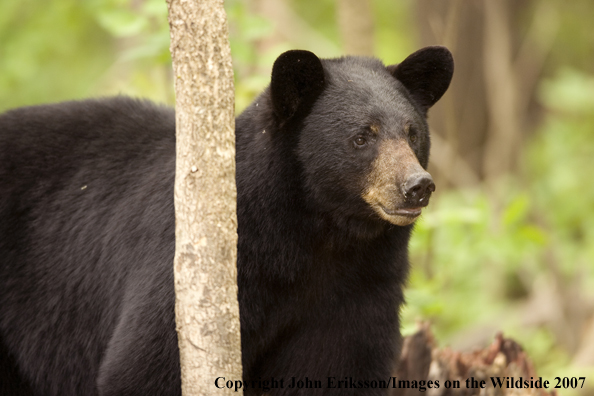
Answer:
top-left (269, 47), bottom-right (454, 232)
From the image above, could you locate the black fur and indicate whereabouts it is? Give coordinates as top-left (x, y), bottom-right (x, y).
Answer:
top-left (270, 50), bottom-right (325, 122)
top-left (0, 47), bottom-right (453, 395)
top-left (0, 97), bottom-right (179, 396)
top-left (388, 46), bottom-right (454, 113)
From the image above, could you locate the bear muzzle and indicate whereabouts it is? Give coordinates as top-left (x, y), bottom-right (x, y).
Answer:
top-left (362, 139), bottom-right (434, 226)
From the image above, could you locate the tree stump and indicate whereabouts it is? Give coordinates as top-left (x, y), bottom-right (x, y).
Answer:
top-left (392, 324), bottom-right (559, 396)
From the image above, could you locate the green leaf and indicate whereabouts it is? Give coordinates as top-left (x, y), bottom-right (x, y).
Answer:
top-left (96, 9), bottom-right (147, 37)
top-left (502, 194), bottom-right (529, 227)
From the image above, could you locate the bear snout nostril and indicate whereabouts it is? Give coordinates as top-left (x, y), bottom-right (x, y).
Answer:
top-left (403, 174), bottom-right (435, 206)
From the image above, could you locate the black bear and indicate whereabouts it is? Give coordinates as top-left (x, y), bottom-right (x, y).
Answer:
top-left (0, 47), bottom-right (453, 395)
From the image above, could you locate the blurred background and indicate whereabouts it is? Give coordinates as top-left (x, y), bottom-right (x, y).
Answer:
top-left (1, 0), bottom-right (593, 393)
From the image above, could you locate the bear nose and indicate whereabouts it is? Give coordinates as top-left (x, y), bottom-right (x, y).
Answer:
top-left (403, 173), bottom-right (435, 207)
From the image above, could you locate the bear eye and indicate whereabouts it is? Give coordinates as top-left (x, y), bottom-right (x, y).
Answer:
top-left (408, 127), bottom-right (417, 143)
top-left (353, 136), bottom-right (367, 147)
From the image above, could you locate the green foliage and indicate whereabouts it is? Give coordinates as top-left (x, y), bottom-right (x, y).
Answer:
top-left (373, 0), bottom-right (416, 64)
top-left (404, 69), bottom-right (594, 392)
top-left (226, 0), bottom-right (275, 112)
top-left (87, 0), bottom-right (173, 102)
top-left (92, 0), bottom-right (171, 63)
top-left (529, 69), bottom-right (594, 285)
top-left (0, 0), bottom-right (174, 111)
top-left (0, 0), bottom-right (113, 110)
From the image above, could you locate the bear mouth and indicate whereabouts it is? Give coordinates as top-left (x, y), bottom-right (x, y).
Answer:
top-left (380, 205), bottom-right (422, 217)
top-left (373, 205), bottom-right (422, 226)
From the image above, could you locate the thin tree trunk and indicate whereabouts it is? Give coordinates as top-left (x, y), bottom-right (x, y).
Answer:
top-left (482, 0), bottom-right (520, 182)
top-left (248, 0), bottom-right (340, 57)
top-left (337, 0), bottom-right (375, 56)
top-left (166, 0), bottom-right (242, 394)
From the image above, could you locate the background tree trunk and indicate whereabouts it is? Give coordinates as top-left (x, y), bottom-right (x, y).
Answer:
top-left (166, 0), bottom-right (242, 394)
top-left (247, 0), bottom-right (340, 57)
top-left (336, 0), bottom-right (375, 56)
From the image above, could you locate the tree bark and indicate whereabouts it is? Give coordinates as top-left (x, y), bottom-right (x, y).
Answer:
top-left (166, 0), bottom-right (242, 394)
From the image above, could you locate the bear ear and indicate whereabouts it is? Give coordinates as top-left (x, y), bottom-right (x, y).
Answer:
top-left (270, 50), bottom-right (325, 122)
top-left (387, 46), bottom-right (454, 112)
